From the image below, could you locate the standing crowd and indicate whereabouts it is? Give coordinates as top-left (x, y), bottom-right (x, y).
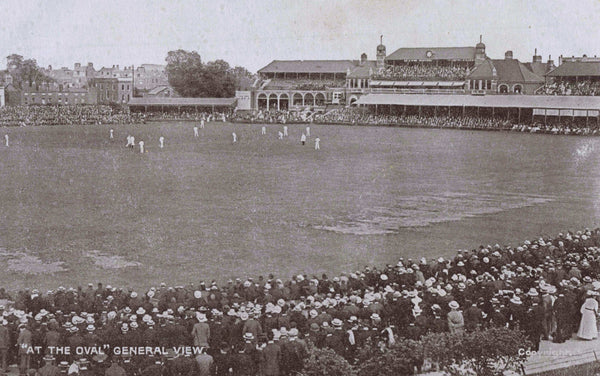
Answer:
top-left (0, 229), bottom-right (600, 375)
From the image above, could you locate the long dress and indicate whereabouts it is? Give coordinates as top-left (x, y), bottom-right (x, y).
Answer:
top-left (577, 297), bottom-right (598, 340)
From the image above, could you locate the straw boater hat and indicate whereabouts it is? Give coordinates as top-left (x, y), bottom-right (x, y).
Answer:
top-left (448, 301), bottom-right (460, 310)
top-left (527, 288), bottom-right (539, 297)
top-left (510, 296), bottom-right (522, 305)
top-left (243, 332), bottom-right (254, 341)
top-left (331, 318), bottom-right (343, 327)
top-left (196, 313), bottom-right (207, 322)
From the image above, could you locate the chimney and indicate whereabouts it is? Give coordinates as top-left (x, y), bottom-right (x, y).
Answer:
top-left (88, 62), bottom-right (93, 67)
top-left (505, 51), bottom-right (513, 60)
top-left (547, 55), bottom-right (555, 72)
top-left (75, 63), bottom-right (81, 69)
top-left (360, 53), bottom-right (367, 65)
top-left (116, 65), bottom-right (119, 70)
top-left (533, 48), bottom-right (542, 63)
top-left (48, 65), bottom-right (52, 70)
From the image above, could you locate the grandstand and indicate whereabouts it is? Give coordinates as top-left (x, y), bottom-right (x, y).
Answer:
top-left (541, 61), bottom-right (600, 96)
top-left (255, 60), bottom-right (355, 110)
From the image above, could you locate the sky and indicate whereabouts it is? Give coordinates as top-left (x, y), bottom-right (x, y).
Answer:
top-left (0, 0), bottom-right (599, 73)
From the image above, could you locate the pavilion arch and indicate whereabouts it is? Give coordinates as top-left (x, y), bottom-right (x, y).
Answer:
top-left (257, 93), bottom-right (268, 110)
top-left (513, 84), bottom-right (523, 94)
top-left (293, 93), bottom-right (303, 106)
top-left (498, 84), bottom-right (509, 94)
top-left (279, 93), bottom-right (289, 110)
top-left (315, 93), bottom-right (326, 106)
top-left (304, 93), bottom-right (315, 106)
top-left (268, 93), bottom-right (278, 110)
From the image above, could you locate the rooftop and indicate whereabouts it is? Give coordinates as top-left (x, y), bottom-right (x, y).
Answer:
top-left (547, 61), bottom-right (600, 77)
top-left (258, 60), bottom-right (358, 74)
top-left (386, 47), bottom-right (476, 61)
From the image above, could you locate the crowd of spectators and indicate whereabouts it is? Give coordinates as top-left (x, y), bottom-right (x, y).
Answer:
top-left (0, 106), bottom-right (143, 127)
top-left (373, 64), bottom-right (471, 81)
top-left (264, 79), bottom-right (345, 91)
top-left (314, 109), bottom-right (509, 130)
top-left (1, 229), bottom-right (600, 375)
top-left (0, 106), bottom-right (237, 127)
top-left (539, 80), bottom-right (600, 96)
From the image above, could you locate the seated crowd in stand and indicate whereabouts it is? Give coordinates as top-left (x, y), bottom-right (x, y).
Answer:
top-left (264, 79), bottom-right (345, 91)
top-left (0, 105), bottom-right (143, 127)
top-left (314, 110), bottom-right (507, 129)
top-left (540, 80), bottom-right (600, 96)
top-left (373, 64), bottom-right (470, 81)
top-left (1, 228), bottom-right (600, 376)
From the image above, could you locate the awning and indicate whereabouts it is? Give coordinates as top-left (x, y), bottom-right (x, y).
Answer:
top-left (355, 93), bottom-right (600, 110)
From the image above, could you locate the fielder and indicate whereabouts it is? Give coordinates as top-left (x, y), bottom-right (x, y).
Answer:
top-left (110, 129), bottom-right (114, 139)
top-left (159, 136), bottom-right (164, 149)
top-left (314, 137), bottom-right (320, 150)
top-left (306, 126), bottom-right (310, 137)
top-left (4, 134), bottom-right (8, 147)
top-left (194, 126), bottom-right (199, 137)
top-left (139, 140), bottom-right (145, 153)
top-left (232, 132), bottom-right (237, 143)
top-left (261, 126), bottom-right (266, 135)
top-left (283, 125), bottom-right (288, 137)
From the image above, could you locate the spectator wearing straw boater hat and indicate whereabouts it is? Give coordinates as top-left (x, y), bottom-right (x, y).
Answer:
top-left (447, 301), bottom-right (464, 334)
top-left (38, 355), bottom-right (59, 376)
top-left (191, 312), bottom-right (210, 348)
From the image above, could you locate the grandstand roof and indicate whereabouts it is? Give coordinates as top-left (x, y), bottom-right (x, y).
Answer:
top-left (468, 59), bottom-right (544, 83)
top-left (347, 61), bottom-right (377, 78)
top-left (258, 60), bottom-right (357, 74)
top-left (386, 47), bottom-right (476, 61)
top-left (128, 97), bottom-right (237, 107)
top-left (547, 61), bottom-right (600, 77)
top-left (355, 94), bottom-right (600, 110)
top-left (525, 62), bottom-right (548, 78)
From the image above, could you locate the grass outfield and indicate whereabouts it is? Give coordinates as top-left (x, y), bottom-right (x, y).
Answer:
top-left (0, 121), bottom-right (398, 290)
top-left (1, 121), bottom-right (599, 291)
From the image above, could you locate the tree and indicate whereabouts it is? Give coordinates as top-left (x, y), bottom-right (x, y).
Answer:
top-left (357, 337), bottom-right (423, 376)
top-left (6, 54), bottom-right (53, 89)
top-left (165, 49), bottom-right (252, 97)
top-left (301, 343), bottom-right (355, 376)
top-left (421, 327), bottom-right (531, 376)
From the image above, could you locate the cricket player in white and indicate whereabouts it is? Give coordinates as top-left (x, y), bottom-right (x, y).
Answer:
top-left (261, 126), bottom-right (266, 135)
top-left (125, 135), bottom-right (132, 147)
top-left (301, 133), bottom-right (306, 145)
top-left (306, 126), bottom-right (310, 137)
top-left (194, 126), bottom-right (199, 137)
top-left (232, 132), bottom-right (237, 143)
top-left (130, 136), bottom-right (135, 148)
top-left (139, 140), bottom-right (144, 153)
top-left (314, 137), bottom-right (320, 150)
top-left (278, 131), bottom-right (284, 140)
top-left (159, 136), bottom-right (164, 149)
top-left (4, 134), bottom-right (8, 147)
top-left (283, 126), bottom-right (288, 137)
top-left (110, 129), bottom-right (114, 139)
top-left (200, 119), bottom-right (205, 129)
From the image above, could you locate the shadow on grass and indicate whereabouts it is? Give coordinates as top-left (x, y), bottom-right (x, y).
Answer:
top-left (533, 361), bottom-right (600, 376)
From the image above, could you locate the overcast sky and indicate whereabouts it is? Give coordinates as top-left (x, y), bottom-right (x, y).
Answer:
top-left (1, 0), bottom-right (599, 73)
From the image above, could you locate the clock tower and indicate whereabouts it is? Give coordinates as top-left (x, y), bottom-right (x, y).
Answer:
top-left (376, 35), bottom-right (386, 71)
